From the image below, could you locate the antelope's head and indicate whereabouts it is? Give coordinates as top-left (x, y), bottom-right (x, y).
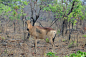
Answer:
top-left (26, 20), bottom-right (31, 31)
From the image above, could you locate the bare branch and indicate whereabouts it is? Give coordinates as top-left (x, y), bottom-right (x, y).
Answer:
top-left (49, 18), bottom-right (59, 27)
top-left (30, 1), bottom-right (34, 20)
top-left (35, 0), bottom-right (42, 21)
top-left (36, 21), bottom-right (44, 27)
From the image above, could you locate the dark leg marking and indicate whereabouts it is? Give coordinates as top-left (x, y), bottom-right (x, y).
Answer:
top-left (27, 33), bottom-right (30, 39)
top-left (52, 34), bottom-right (56, 42)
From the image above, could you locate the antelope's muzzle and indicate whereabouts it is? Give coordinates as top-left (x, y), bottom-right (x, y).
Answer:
top-left (27, 28), bottom-right (29, 31)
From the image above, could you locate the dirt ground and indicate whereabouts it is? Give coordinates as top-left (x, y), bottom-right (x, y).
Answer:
top-left (0, 20), bottom-right (86, 57)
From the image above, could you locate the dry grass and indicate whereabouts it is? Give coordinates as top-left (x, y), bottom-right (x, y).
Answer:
top-left (0, 20), bottom-right (86, 57)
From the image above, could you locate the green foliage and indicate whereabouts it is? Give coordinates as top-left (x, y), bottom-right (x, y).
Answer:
top-left (4, 49), bottom-right (7, 53)
top-left (0, 0), bottom-right (29, 20)
top-left (73, 20), bottom-right (77, 25)
top-left (27, 17), bottom-right (30, 20)
top-left (68, 41), bottom-right (74, 48)
top-left (46, 38), bottom-right (49, 43)
top-left (46, 52), bottom-right (58, 57)
top-left (82, 35), bottom-right (86, 37)
top-left (1, 37), bottom-right (5, 40)
top-left (62, 39), bottom-right (66, 42)
top-left (57, 30), bottom-right (60, 34)
top-left (68, 0), bottom-right (85, 25)
top-left (0, 31), bottom-right (1, 33)
top-left (68, 41), bottom-right (76, 48)
top-left (43, 2), bottom-right (64, 19)
top-left (12, 10), bottom-right (17, 16)
top-left (66, 51), bottom-right (86, 57)
top-left (9, 16), bottom-right (14, 20)
top-left (40, 17), bottom-right (43, 19)
top-left (46, 51), bottom-right (86, 57)
top-left (13, 5), bottom-right (19, 10)
top-left (0, 3), bottom-right (11, 15)
top-left (43, 0), bottom-right (66, 19)
top-left (23, 1), bottom-right (29, 5)
top-left (43, 0), bottom-right (86, 25)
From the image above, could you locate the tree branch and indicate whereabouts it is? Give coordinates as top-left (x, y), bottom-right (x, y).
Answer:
top-left (30, 0), bottom-right (34, 20)
top-left (49, 18), bottom-right (59, 27)
top-left (67, 1), bottom-right (75, 15)
top-left (36, 21), bottom-right (44, 27)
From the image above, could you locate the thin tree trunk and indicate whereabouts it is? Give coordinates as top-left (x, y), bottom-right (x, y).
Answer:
top-left (69, 21), bottom-right (71, 41)
top-left (61, 19), bottom-right (67, 36)
top-left (80, 19), bottom-right (82, 25)
top-left (13, 21), bottom-right (15, 33)
top-left (23, 19), bottom-right (25, 40)
top-left (77, 33), bottom-right (79, 47)
top-left (1, 23), bottom-right (3, 33)
top-left (72, 22), bottom-right (73, 29)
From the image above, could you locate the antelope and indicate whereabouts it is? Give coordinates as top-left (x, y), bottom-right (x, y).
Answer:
top-left (26, 20), bottom-right (57, 53)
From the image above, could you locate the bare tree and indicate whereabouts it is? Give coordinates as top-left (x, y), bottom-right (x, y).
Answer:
top-left (29, 0), bottom-right (43, 26)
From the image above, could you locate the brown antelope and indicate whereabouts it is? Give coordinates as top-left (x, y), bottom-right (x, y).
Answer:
top-left (26, 20), bottom-right (57, 53)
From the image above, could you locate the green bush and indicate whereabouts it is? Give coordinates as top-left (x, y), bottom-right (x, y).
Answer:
top-left (46, 52), bottom-right (58, 57)
top-left (46, 38), bottom-right (49, 43)
top-left (82, 35), bottom-right (86, 37)
top-left (66, 51), bottom-right (86, 57)
top-left (46, 51), bottom-right (86, 57)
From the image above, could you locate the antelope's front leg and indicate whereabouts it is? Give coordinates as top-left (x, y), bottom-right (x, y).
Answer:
top-left (34, 38), bottom-right (37, 53)
top-left (27, 33), bottom-right (30, 39)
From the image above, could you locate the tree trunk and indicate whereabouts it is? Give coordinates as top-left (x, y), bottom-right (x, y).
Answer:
top-left (61, 19), bottom-right (68, 36)
top-left (13, 21), bottom-right (15, 33)
top-left (23, 19), bottom-right (26, 40)
top-left (72, 22), bottom-right (73, 29)
top-left (69, 21), bottom-right (71, 40)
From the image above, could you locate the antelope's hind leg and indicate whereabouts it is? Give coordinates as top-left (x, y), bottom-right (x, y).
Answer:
top-left (51, 34), bottom-right (56, 52)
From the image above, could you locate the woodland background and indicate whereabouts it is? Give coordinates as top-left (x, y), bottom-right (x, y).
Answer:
top-left (0, 0), bottom-right (86, 57)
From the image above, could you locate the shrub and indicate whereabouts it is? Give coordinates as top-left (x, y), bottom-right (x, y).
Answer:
top-left (66, 50), bottom-right (86, 57)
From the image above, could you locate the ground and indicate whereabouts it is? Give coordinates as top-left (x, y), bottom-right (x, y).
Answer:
top-left (0, 20), bottom-right (86, 57)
